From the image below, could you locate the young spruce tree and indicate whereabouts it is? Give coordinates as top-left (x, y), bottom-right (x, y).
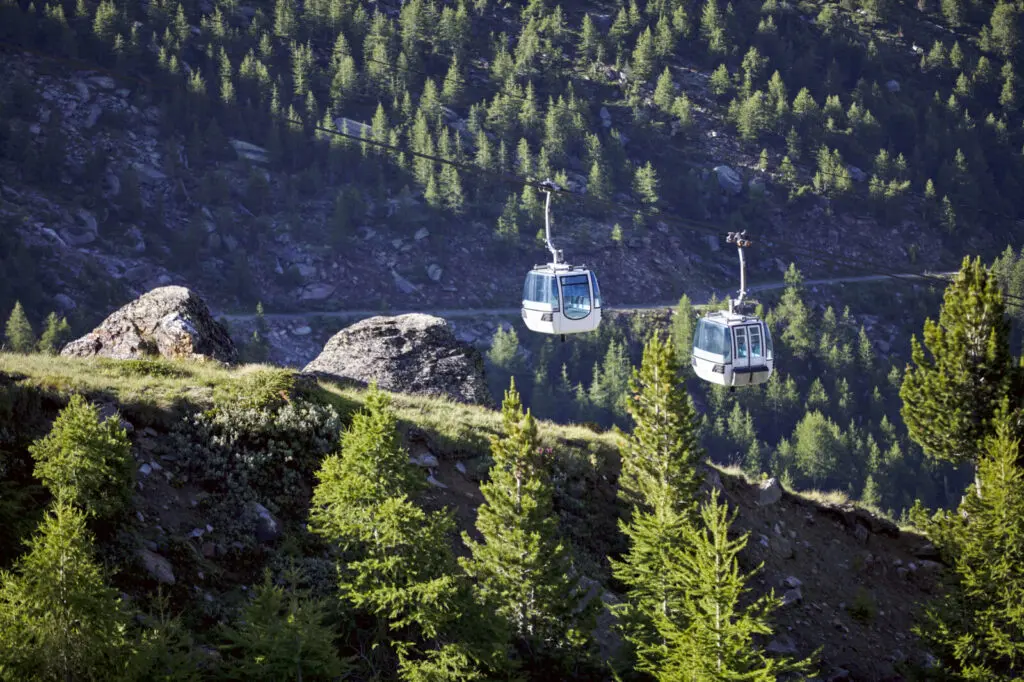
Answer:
top-left (460, 378), bottom-right (594, 665)
top-left (4, 300), bottom-right (35, 352)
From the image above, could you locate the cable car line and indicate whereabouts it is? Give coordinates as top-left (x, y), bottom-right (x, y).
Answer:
top-left (3, 37), bottom-right (1023, 314)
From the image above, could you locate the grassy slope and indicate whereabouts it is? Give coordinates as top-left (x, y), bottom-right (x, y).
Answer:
top-left (0, 351), bottom-right (942, 678)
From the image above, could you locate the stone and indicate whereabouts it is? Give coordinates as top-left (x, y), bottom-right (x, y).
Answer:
top-left (848, 165), bottom-right (867, 182)
top-left (783, 576), bottom-right (802, 589)
top-left (599, 106), bottom-right (612, 127)
top-left (137, 548), bottom-right (175, 584)
top-left (293, 326), bottom-right (312, 336)
top-left (414, 227), bottom-right (430, 241)
top-left (886, 79), bottom-right (900, 92)
top-left (772, 536), bottom-right (795, 559)
top-left (854, 524), bottom-right (870, 544)
top-left (748, 176), bottom-right (766, 194)
top-left (90, 75), bottom-right (116, 90)
top-left (410, 451), bottom-right (440, 468)
top-left (55, 293), bottom-right (77, 311)
top-left (713, 165), bottom-right (743, 194)
top-left (247, 501), bottom-right (281, 544)
top-left (392, 270), bottom-right (419, 295)
top-left (139, 463), bottom-right (152, 476)
top-left (298, 283), bottom-right (335, 301)
top-left (84, 103), bottom-right (103, 129)
top-left (758, 477), bottom-right (783, 505)
top-left (705, 234), bottom-right (720, 252)
top-left (60, 227), bottom-right (96, 246)
top-left (766, 635), bottom-right (798, 654)
top-left (427, 264), bottom-right (443, 282)
top-left (61, 286), bottom-right (237, 363)
top-left (229, 139), bottom-right (270, 164)
top-left (304, 314), bottom-right (492, 406)
top-left (427, 474), bottom-right (448, 489)
top-left (781, 587), bottom-right (802, 606)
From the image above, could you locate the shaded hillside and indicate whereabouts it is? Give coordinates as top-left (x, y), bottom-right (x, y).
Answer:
top-left (1, 0), bottom-right (1021, 326)
top-left (0, 351), bottom-right (942, 680)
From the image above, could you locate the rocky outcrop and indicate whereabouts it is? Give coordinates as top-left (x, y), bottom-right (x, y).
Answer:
top-left (304, 313), bottom-right (492, 406)
top-left (61, 286), bottom-right (236, 363)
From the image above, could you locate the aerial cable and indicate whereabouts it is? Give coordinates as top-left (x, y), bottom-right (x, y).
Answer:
top-left (4, 38), bottom-right (1024, 310)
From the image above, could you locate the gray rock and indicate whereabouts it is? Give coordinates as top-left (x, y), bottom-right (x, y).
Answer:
top-left (847, 165), bottom-right (867, 182)
top-left (705, 234), bottom-right (720, 252)
top-left (293, 326), bottom-right (312, 336)
top-left (886, 79), bottom-right (900, 92)
top-left (299, 283), bottom-right (335, 301)
top-left (61, 286), bottom-right (237, 363)
top-left (60, 227), bottom-right (96, 246)
top-left (748, 176), bottom-right (766, 194)
top-left (758, 477), bottom-right (783, 506)
top-left (139, 463), bottom-right (152, 476)
top-left (772, 536), bottom-right (795, 559)
top-left (781, 587), bottom-right (802, 606)
top-left (126, 226), bottom-right (146, 253)
top-left (414, 227), bottom-right (430, 241)
top-left (90, 75), bottom-right (115, 90)
top-left (54, 293), bottom-right (77, 311)
top-left (137, 548), bottom-right (175, 584)
top-left (599, 106), bottom-right (612, 127)
top-left (427, 474), bottom-right (448, 489)
top-left (84, 103), bottom-right (103, 129)
top-left (427, 264), bottom-right (443, 282)
top-left (713, 165), bottom-right (743, 194)
top-left (392, 270), bottom-right (419, 295)
top-left (304, 314), bottom-right (493, 406)
top-left (247, 501), bottom-right (281, 544)
top-left (766, 635), bottom-right (798, 654)
top-left (410, 451), bottom-right (440, 468)
top-left (783, 575), bottom-right (802, 589)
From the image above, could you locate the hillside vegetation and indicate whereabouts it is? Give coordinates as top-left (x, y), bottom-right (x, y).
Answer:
top-left (0, 0), bottom-right (1022, 324)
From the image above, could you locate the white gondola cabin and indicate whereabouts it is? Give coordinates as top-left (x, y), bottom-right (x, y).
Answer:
top-left (691, 312), bottom-right (773, 386)
top-left (521, 264), bottom-right (602, 335)
top-left (691, 230), bottom-right (774, 388)
top-left (520, 179), bottom-right (603, 338)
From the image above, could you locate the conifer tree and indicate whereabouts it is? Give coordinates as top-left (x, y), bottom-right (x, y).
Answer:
top-left (29, 394), bottom-right (133, 519)
top-left (655, 489), bottom-right (815, 679)
top-left (913, 411), bottom-right (1024, 680)
top-left (619, 334), bottom-right (703, 512)
top-left (4, 301), bottom-right (35, 352)
top-left (218, 570), bottom-right (346, 680)
top-left (633, 161), bottom-right (660, 212)
top-left (901, 257), bottom-right (1019, 465)
top-left (460, 379), bottom-right (593, 660)
top-left (669, 294), bottom-right (696, 370)
top-left (37, 312), bottom-right (70, 355)
top-left (0, 500), bottom-right (127, 679)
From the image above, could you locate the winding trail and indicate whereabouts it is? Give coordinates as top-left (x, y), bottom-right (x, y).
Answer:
top-left (215, 272), bottom-right (954, 323)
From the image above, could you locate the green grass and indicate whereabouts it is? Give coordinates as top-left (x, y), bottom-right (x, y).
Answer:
top-left (0, 352), bottom-right (624, 460)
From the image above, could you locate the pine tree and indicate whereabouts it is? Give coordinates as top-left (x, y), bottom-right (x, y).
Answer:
top-left (633, 161), bottom-right (660, 211)
top-left (460, 379), bottom-right (593, 659)
top-left (669, 294), bottom-right (696, 371)
top-left (913, 411), bottom-right (1024, 679)
top-left (900, 257), bottom-right (1019, 465)
top-left (37, 312), bottom-right (70, 355)
top-left (653, 67), bottom-right (675, 111)
top-left (309, 388), bottom-right (494, 678)
top-left (0, 500), bottom-right (127, 679)
top-left (656, 489), bottom-right (816, 679)
top-left (619, 334), bottom-right (703, 512)
top-left (28, 394), bottom-right (133, 519)
top-left (4, 301), bottom-right (35, 352)
top-left (218, 570), bottom-right (346, 680)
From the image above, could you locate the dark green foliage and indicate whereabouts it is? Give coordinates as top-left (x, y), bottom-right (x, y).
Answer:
top-left (218, 570), bottom-right (347, 681)
top-left (901, 257), bottom-right (1019, 465)
top-left (36, 312), bottom-right (70, 355)
top-left (28, 394), bottom-right (133, 519)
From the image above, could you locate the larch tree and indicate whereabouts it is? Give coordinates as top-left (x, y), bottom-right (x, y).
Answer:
top-left (655, 489), bottom-right (816, 680)
top-left (669, 294), bottom-right (696, 370)
top-left (4, 301), bottom-right (35, 352)
top-left (37, 312), bottom-right (70, 355)
top-left (900, 256), bottom-right (1020, 466)
top-left (0, 500), bottom-right (127, 680)
top-left (28, 394), bottom-right (134, 520)
top-left (460, 379), bottom-right (594, 664)
top-left (309, 387), bottom-right (496, 679)
top-left (913, 409), bottom-right (1024, 680)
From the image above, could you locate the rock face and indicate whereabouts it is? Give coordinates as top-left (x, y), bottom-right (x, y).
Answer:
top-left (304, 313), bottom-right (492, 406)
top-left (61, 286), bottom-right (236, 363)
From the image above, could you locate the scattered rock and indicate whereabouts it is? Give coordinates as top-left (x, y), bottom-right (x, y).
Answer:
top-left (599, 106), bottom-right (612, 127)
top-left (229, 139), bottom-right (270, 164)
top-left (705, 234), bottom-right (720, 252)
top-left (783, 576), bottom-right (803, 589)
top-left (848, 166), bottom-right (867, 183)
top-left (89, 75), bottom-right (115, 90)
top-left (54, 293), bottom-right (77, 311)
top-left (766, 635), bottom-right (798, 654)
top-left (427, 264), bottom-right (443, 282)
top-left (713, 165), bottom-right (743, 194)
top-left (758, 477), bottom-right (783, 506)
top-left (292, 326), bottom-right (312, 336)
top-left (139, 463), bottom-right (152, 476)
top-left (137, 548), bottom-right (175, 584)
top-left (391, 269), bottom-right (420, 295)
top-left (772, 536), bottom-right (795, 559)
top-left (62, 286), bottom-right (237, 363)
top-left (410, 450), bottom-right (440, 468)
top-left (304, 314), bottom-right (492, 406)
top-left (414, 227), bottom-right (430, 241)
top-left (298, 283), bottom-right (335, 301)
top-left (246, 501), bottom-right (281, 544)
top-left (427, 474), bottom-right (448, 489)
top-left (886, 79), bottom-right (901, 92)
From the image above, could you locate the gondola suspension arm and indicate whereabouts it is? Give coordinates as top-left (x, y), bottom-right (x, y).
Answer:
top-left (540, 179), bottom-right (563, 265)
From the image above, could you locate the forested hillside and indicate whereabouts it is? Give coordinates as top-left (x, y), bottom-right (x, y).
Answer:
top-left (0, 0), bottom-right (1022, 327)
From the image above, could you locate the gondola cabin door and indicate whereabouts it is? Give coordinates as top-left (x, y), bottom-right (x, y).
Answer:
top-left (731, 322), bottom-right (772, 386)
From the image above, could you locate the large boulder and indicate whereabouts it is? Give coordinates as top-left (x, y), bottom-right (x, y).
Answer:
top-left (61, 286), bottom-right (236, 363)
top-left (304, 313), bottom-right (492, 406)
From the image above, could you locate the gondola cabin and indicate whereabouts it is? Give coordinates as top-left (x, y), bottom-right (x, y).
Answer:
top-left (521, 264), bottom-right (602, 335)
top-left (691, 311), bottom-right (773, 386)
